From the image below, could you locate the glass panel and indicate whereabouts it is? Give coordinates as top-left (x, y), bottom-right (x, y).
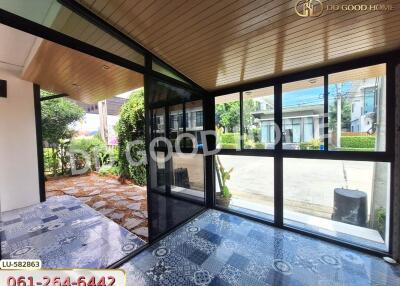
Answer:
top-left (0, 0), bottom-right (144, 65)
top-left (153, 60), bottom-right (190, 84)
top-left (215, 93), bottom-right (240, 149)
top-left (171, 153), bottom-right (204, 201)
top-left (283, 158), bottom-right (390, 251)
top-left (243, 86), bottom-right (274, 149)
top-left (215, 155), bottom-right (274, 220)
top-left (282, 77), bottom-right (324, 150)
top-left (328, 64), bottom-right (386, 151)
top-left (185, 100), bottom-right (203, 148)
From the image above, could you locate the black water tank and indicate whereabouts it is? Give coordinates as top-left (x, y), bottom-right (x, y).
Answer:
top-left (174, 168), bottom-right (190, 189)
top-left (157, 168), bottom-right (166, 186)
top-left (332, 188), bottom-right (367, 227)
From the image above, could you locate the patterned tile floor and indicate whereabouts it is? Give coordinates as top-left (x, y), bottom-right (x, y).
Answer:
top-left (46, 173), bottom-right (149, 241)
top-left (1, 196), bottom-right (145, 268)
top-left (122, 209), bottom-right (400, 286)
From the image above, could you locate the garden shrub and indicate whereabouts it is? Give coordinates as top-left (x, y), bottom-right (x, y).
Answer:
top-left (341, 136), bottom-right (375, 149)
top-left (70, 136), bottom-right (107, 171)
top-left (98, 165), bottom-right (120, 177)
top-left (300, 139), bottom-right (322, 150)
top-left (41, 90), bottom-right (84, 176)
top-left (254, 142), bottom-right (265, 149)
top-left (116, 88), bottom-right (146, 186)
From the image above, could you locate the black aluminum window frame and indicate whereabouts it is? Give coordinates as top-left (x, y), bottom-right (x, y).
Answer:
top-left (212, 61), bottom-right (395, 257)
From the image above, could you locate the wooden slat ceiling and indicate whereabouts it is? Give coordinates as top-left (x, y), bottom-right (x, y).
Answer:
top-left (76, 0), bottom-right (400, 91)
top-left (22, 39), bottom-right (143, 103)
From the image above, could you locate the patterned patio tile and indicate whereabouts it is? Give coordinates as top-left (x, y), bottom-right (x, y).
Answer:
top-left (1, 196), bottom-right (145, 268)
top-left (122, 209), bottom-right (400, 285)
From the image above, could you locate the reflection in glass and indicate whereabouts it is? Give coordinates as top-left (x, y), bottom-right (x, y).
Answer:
top-left (328, 64), bottom-right (386, 152)
top-left (282, 77), bottom-right (324, 150)
top-left (283, 158), bottom-right (390, 251)
top-left (184, 100), bottom-right (203, 148)
top-left (171, 153), bottom-right (204, 201)
top-left (153, 60), bottom-right (189, 84)
top-left (149, 151), bottom-right (166, 192)
top-left (243, 87), bottom-right (275, 149)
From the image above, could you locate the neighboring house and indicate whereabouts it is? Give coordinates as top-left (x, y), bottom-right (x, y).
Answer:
top-left (153, 106), bottom-right (204, 144)
top-left (349, 77), bottom-right (385, 134)
top-left (252, 86), bottom-right (325, 149)
top-left (251, 76), bottom-right (384, 149)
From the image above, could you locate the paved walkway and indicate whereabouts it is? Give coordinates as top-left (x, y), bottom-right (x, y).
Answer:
top-left (46, 173), bottom-right (148, 241)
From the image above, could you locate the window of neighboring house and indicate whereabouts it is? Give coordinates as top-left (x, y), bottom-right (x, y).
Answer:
top-left (364, 87), bottom-right (377, 114)
top-left (261, 120), bottom-right (275, 144)
top-left (283, 118), bottom-right (301, 143)
top-left (186, 112), bottom-right (190, 129)
top-left (196, 111), bottom-right (203, 127)
top-left (303, 117), bottom-right (314, 142)
top-left (178, 113), bottom-right (184, 128)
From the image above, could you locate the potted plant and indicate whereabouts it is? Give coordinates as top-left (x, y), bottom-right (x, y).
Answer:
top-left (215, 156), bottom-right (233, 207)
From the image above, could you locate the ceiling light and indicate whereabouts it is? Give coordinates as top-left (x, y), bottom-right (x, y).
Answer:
top-left (309, 79), bottom-right (317, 84)
top-left (72, 83), bottom-right (80, 88)
top-left (102, 65), bottom-right (110, 70)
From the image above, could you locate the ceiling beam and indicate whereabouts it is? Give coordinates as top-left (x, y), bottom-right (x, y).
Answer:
top-left (40, 93), bottom-right (68, 101)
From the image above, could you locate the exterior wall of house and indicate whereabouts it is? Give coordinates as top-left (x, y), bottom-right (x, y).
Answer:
top-left (0, 68), bottom-right (40, 212)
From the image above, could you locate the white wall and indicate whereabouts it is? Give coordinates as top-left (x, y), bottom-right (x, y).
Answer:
top-left (0, 68), bottom-right (40, 212)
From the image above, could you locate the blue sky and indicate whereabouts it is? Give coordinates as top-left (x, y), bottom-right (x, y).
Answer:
top-left (282, 82), bottom-right (352, 108)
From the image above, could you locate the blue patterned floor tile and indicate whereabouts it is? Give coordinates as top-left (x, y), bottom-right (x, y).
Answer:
top-left (122, 209), bottom-right (400, 285)
top-left (1, 195), bottom-right (145, 268)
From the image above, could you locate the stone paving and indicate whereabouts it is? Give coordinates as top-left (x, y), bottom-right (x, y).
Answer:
top-left (45, 173), bottom-right (148, 241)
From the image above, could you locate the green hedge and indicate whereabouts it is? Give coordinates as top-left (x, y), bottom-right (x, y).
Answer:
top-left (220, 132), bottom-right (240, 144)
top-left (221, 143), bottom-right (238, 149)
top-left (341, 136), bottom-right (375, 149)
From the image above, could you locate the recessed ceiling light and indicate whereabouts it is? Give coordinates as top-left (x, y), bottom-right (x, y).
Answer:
top-left (102, 65), bottom-right (110, 70)
top-left (309, 79), bottom-right (317, 84)
top-left (72, 83), bottom-right (80, 88)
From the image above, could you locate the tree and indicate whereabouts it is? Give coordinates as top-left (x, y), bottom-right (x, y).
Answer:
top-left (41, 90), bottom-right (85, 175)
top-left (215, 101), bottom-right (240, 132)
top-left (329, 97), bottom-right (351, 131)
top-left (41, 90), bottom-right (85, 146)
top-left (116, 88), bottom-right (146, 185)
top-left (243, 99), bottom-right (257, 132)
